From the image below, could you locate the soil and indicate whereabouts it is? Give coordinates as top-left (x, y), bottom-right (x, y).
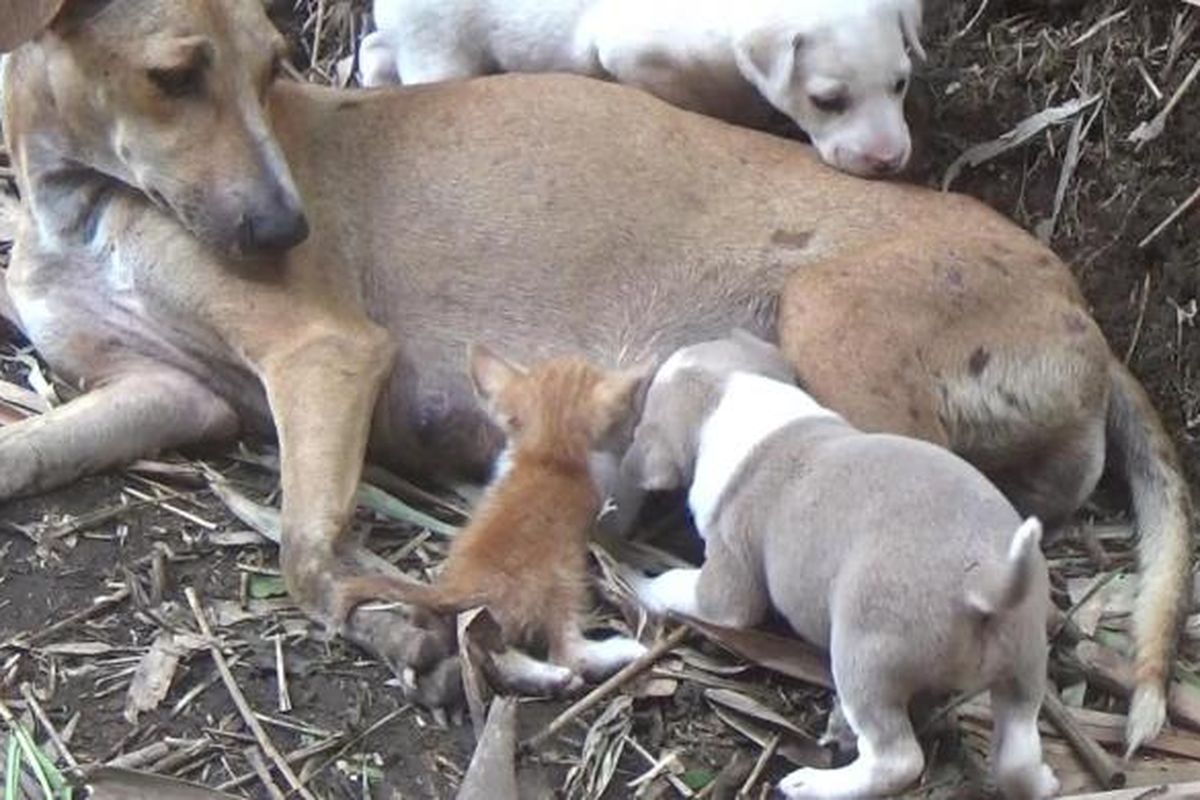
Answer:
top-left (1, 0), bottom-right (1198, 798)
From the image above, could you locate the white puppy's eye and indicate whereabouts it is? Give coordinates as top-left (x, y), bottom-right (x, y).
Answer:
top-left (810, 93), bottom-right (849, 114)
top-left (893, 77), bottom-right (909, 95)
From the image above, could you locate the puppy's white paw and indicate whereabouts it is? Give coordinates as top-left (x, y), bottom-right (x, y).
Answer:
top-left (1036, 764), bottom-right (1059, 799)
top-left (778, 767), bottom-right (841, 799)
top-left (636, 568), bottom-right (701, 617)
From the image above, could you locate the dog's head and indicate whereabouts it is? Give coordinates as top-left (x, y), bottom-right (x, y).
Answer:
top-left (733, 0), bottom-right (923, 177)
top-left (622, 331), bottom-right (792, 492)
top-left (4, 0), bottom-right (308, 256)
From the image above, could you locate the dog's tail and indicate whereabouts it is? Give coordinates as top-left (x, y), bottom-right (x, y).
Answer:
top-left (1106, 359), bottom-right (1194, 756)
top-left (967, 517), bottom-right (1043, 616)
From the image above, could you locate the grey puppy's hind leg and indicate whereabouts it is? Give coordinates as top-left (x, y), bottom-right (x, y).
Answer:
top-left (778, 635), bottom-right (924, 799)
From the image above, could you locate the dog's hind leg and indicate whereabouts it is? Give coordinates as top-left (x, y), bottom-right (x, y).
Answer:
top-left (0, 368), bottom-right (237, 501)
top-left (778, 638), bottom-right (924, 799)
top-left (988, 681), bottom-right (1056, 800)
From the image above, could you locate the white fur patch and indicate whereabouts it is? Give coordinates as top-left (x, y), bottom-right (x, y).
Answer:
top-left (574, 636), bottom-right (648, 677)
top-left (1009, 516), bottom-right (1042, 561)
top-left (689, 372), bottom-right (838, 531)
top-left (635, 568), bottom-right (702, 616)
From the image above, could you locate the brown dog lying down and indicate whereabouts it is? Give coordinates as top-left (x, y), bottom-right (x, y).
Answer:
top-left (343, 346), bottom-right (648, 693)
top-left (0, 0), bottom-right (1190, 750)
top-left (623, 333), bottom-right (1056, 799)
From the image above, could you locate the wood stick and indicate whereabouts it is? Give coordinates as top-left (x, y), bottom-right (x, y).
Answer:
top-left (1042, 691), bottom-right (1125, 790)
top-left (521, 626), bottom-right (689, 752)
top-left (18, 682), bottom-right (79, 770)
top-left (184, 588), bottom-right (316, 800)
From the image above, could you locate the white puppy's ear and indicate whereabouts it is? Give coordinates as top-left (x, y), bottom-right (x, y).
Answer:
top-left (0, 0), bottom-right (66, 52)
top-left (734, 25), bottom-right (803, 101)
top-left (899, 4), bottom-right (926, 62)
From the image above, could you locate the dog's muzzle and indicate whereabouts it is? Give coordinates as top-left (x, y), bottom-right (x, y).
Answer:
top-left (238, 203), bottom-right (310, 253)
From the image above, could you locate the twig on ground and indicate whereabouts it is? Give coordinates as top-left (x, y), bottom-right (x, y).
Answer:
top-left (5, 587), bottom-right (131, 648)
top-left (522, 626), bottom-right (689, 752)
top-left (18, 683), bottom-right (78, 770)
top-left (245, 747), bottom-right (287, 800)
top-left (1139, 182), bottom-right (1200, 249)
top-left (273, 634), bottom-right (292, 714)
top-left (184, 587), bottom-right (315, 800)
top-left (1124, 272), bottom-right (1152, 364)
top-left (738, 733), bottom-right (780, 799)
top-left (1042, 691), bottom-right (1126, 790)
top-left (1129, 55), bottom-right (1200, 149)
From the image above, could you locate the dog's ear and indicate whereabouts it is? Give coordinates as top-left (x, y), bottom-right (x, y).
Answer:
top-left (467, 343), bottom-right (524, 403)
top-left (734, 24), bottom-right (803, 98)
top-left (0, 0), bottom-right (67, 52)
top-left (898, 2), bottom-right (926, 62)
top-left (621, 429), bottom-right (682, 491)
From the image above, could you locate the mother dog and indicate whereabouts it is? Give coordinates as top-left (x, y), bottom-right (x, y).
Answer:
top-left (0, 0), bottom-right (1191, 753)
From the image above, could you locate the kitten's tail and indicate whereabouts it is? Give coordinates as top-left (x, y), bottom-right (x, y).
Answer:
top-left (966, 517), bottom-right (1043, 615)
top-left (335, 574), bottom-right (477, 621)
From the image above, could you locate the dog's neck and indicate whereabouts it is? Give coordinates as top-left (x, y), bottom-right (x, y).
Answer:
top-left (688, 371), bottom-right (839, 532)
top-left (4, 48), bottom-right (131, 252)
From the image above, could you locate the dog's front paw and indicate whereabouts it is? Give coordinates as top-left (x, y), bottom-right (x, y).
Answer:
top-left (1035, 764), bottom-right (1059, 799)
top-left (636, 568), bottom-right (701, 617)
top-left (777, 767), bottom-right (828, 799)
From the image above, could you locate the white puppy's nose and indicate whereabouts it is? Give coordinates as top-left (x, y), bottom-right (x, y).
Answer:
top-left (862, 150), bottom-right (906, 174)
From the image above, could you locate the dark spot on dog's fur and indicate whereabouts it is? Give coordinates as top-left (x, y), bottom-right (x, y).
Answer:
top-left (1000, 389), bottom-right (1021, 409)
top-left (1063, 312), bottom-right (1088, 334)
top-left (1038, 254), bottom-right (1057, 269)
top-left (771, 229), bottom-right (814, 250)
top-left (982, 255), bottom-right (1011, 277)
top-left (908, 404), bottom-right (921, 422)
top-left (336, 98), bottom-right (363, 111)
top-left (968, 347), bottom-right (990, 377)
top-left (944, 267), bottom-right (964, 289)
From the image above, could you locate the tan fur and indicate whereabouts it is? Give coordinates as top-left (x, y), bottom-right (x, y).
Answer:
top-left (0, 0), bottom-right (1190, 742)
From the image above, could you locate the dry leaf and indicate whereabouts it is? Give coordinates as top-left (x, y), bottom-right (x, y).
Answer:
top-left (124, 631), bottom-right (194, 723)
top-left (456, 697), bottom-right (518, 800)
top-left (83, 766), bottom-right (241, 799)
top-left (685, 618), bottom-right (832, 689)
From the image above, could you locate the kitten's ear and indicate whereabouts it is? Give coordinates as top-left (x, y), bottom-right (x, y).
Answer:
top-left (0, 0), bottom-right (66, 52)
top-left (592, 361), bottom-right (654, 434)
top-left (468, 343), bottom-right (524, 403)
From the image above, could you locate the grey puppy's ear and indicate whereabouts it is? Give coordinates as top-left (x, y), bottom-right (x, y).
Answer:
top-left (621, 429), bottom-right (682, 492)
top-left (0, 0), bottom-right (67, 52)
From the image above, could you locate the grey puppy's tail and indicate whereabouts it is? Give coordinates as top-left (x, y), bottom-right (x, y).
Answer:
top-left (966, 517), bottom-right (1043, 615)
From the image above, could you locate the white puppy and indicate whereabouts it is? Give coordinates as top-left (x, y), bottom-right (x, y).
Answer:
top-left (359, 0), bottom-right (924, 176)
top-left (621, 332), bottom-right (1058, 800)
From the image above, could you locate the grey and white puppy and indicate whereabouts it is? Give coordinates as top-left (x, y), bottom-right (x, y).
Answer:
top-left (622, 331), bottom-right (1058, 800)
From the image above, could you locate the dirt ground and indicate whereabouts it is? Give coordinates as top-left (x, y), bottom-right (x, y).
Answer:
top-left (1, 0), bottom-right (1199, 798)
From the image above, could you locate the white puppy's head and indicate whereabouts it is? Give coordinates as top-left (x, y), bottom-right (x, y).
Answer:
top-left (733, 0), bottom-right (923, 177)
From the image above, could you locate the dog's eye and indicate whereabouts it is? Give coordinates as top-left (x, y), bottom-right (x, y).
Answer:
top-left (148, 65), bottom-right (204, 98)
top-left (893, 77), bottom-right (909, 95)
top-left (810, 93), bottom-right (849, 114)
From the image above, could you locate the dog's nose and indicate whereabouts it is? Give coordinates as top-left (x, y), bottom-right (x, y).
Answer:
top-left (863, 151), bottom-right (906, 175)
top-left (238, 205), bottom-right (310, 253)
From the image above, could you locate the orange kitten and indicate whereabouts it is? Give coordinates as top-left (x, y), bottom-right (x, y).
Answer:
top-left (341, 344), bottom-right (647, 692)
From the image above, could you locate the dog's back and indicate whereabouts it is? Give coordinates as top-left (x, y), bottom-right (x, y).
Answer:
top-left (719, 423), bottom-right (1048, 694)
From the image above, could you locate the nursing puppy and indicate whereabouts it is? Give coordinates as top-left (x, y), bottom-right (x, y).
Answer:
top-left (623, 333), bottom-right (1056, 800)
top-left (359, 0), bottom-right (923, 175)
top-left (340, 346), bottom-right (648, 693)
